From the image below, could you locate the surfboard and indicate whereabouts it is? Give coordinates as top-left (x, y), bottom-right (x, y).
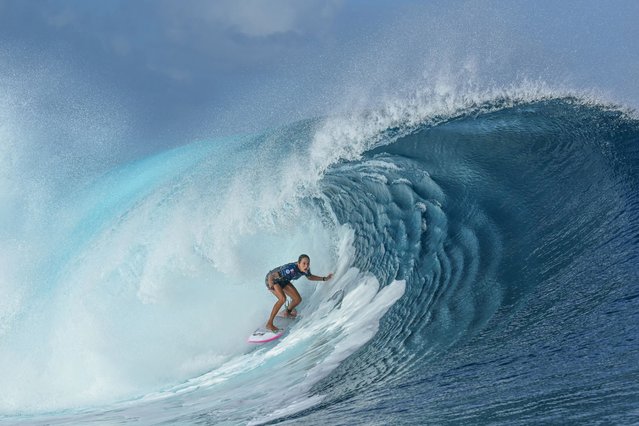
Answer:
top-left (247, 327), bottom-right (284, 344)
top-left (248, 301), bottom-right (295, 343)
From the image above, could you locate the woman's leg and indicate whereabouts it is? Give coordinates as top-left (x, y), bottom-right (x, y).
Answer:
top-left (283, 284), bottom-right (302, 316)
top-left (266, 284), bottom-right (286, 332)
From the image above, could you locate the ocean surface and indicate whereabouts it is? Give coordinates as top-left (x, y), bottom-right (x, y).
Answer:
top-left (1, 92), bottom-right (638, 425)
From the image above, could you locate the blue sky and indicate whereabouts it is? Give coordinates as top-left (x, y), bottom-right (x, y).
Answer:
top-left (1, 0), bottom-right (638, 154)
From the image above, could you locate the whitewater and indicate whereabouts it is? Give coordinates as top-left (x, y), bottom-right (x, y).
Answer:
top-left (1, 82), bottom-right (638, 425)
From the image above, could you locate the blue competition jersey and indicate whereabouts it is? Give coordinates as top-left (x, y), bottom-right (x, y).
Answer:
top-left (271, 262), bottom-right (311, 283)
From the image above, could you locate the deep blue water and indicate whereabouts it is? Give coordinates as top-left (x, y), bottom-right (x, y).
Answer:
top-left (1, 96), bottom-right (638, 424)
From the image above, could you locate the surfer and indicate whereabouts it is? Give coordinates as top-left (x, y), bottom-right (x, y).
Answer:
top-left (264, 254), bottom-right (333, 332)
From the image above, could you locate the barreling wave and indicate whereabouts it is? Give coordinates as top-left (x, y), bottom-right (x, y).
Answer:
top-left (1, 93), bottom-right (638, 425)
top-left (308, 97), bottom-right (639, 424)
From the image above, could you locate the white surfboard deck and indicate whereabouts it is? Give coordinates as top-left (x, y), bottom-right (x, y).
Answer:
top-left (247, 327), bottom-right (284, 344)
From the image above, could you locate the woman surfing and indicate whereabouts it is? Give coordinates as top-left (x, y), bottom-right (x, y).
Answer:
top-left (264, 254), bottom-right (333, 332)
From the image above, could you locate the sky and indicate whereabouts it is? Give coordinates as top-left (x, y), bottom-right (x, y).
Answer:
top-left (1, 0), bottom-right (638, 156)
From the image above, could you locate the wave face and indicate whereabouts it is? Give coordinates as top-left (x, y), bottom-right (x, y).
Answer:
top-left (1, 96), bottom-right (639, 424)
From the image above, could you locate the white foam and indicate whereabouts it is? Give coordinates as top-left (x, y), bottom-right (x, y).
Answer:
top-left (78, 225), bottom-right (406, 426)
top-left (246, 275), bottom-right (406, 424)
top-left (0, 132), bottom-right (342, 413)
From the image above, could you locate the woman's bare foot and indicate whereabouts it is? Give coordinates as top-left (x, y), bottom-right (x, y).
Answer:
top-left (266, 324), bottom-right (279, 333)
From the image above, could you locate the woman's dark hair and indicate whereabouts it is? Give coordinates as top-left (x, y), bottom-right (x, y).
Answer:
top-left (298, 254), bottom-right (310, 262)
